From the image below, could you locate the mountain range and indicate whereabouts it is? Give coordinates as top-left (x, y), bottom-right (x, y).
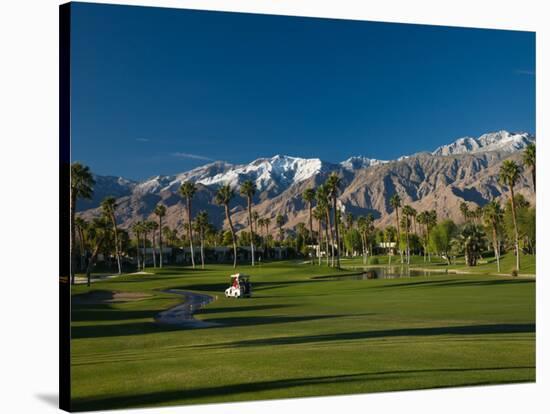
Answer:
top-left (77, 130), bottom-right (535, 234)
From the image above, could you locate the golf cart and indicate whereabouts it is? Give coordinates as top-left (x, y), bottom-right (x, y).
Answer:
top-left (225, 273), bottom-right (252, 298)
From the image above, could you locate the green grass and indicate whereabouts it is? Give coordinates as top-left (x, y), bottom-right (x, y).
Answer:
top-left (343, 253), bottom-right (536, 276)
top-left (71, 261), bottom-right (535, 411)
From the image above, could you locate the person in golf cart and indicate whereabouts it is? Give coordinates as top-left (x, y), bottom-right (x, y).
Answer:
top-left (225, 273), bottom-right (252, 298)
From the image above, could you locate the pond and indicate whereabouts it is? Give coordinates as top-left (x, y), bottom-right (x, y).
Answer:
top-left (318, 266), bottom-right (449, 280)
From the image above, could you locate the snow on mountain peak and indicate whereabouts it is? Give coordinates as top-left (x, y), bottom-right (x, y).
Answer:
top-left (432, 130), bottom-right (534, 156)
top-left (149, 155), bottom-right (326, 192)
top-left (340, 156), bottom-right (388, 171)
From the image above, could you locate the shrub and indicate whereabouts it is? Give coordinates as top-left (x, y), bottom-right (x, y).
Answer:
top-left (369, 257), bottom-right (380, 265)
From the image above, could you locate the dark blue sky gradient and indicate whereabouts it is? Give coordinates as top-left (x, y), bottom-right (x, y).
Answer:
top-left (70, 2), bottom-right (535, 180)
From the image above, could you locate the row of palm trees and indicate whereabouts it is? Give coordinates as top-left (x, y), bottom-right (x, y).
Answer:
top-left (69, 144), bottom-right (535, 281)
top-left (385, 144), bottom-right (535, 271)
top-left (176, 173), bottom-right (344, 270)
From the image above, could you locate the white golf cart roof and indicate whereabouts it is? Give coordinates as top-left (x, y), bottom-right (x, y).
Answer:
top-left (230, 273), bottom-right (249, 279)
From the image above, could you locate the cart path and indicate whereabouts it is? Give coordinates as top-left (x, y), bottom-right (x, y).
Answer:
top-left (155, 290), bottom-right (219, 328)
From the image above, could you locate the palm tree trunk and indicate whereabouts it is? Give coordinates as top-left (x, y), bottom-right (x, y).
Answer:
top-left (266, 223), bottom-right (270, 259)
top-left (142, 232), bottom-right (147, 270)
top-left (77, 226), bottom-right (86, 272)
top-left (152, 232), bottom-right (157, 268)
top-left (263, 224), bottom-right (267, 261)
top-left (405, 226), bottom-right (410, 265)
top-left (86, 238), bottom-right (104, 287)
top-left (395, 208), bottom-right (403, 264)
top-left (70, 193), bottom-right (77, 285)
top-left (200, 229), bottom-right (205, 269)
top-left (159, 216), bottom-right (163, 268)
top-left (492, 225), bottom-right (500, 273)
top-left (324, 219), bottom-right (330, 266)
top-left (509, 186), bottom-right (520, 270)
top-left (110, 214), bottom-right (122, 274)
top-left (225, 204), bottom-right (237, 268)
top-left (247, 197), bottom-right (255, 266)
top-left (361, 233), bottom-right (366, 265)
top-left (317, 219), bottom-right (322, 266)
top-left (135, 233), bottom-right (141, 270)
top-left (426, 224), bottom-right (431, 263)
top-left (186, 199), bottom-right (195, 268)
top-left (325, 209), bottom-right (334, 267)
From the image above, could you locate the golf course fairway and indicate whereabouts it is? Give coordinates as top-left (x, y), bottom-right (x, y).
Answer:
top-left (70, 261), bottom-right (535, 411)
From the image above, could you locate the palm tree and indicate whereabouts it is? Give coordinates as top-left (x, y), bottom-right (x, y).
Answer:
top-left (326, 173), bottom-right (342, 269)
top-left (140, 221), bottom-right (148, 270)
top-left (85, 216), bottom-right (110, 287)
top-left (100, 196), bottom-right (122, 274)
top-left (302, 188), bottom-right (316, 241)
top-left (149, 220), bottom-right (159, 267)
top-left (483, 200), bottom-right (503, 273)
top-left (455, 224), bottom-right (486, 266)
top-left (74, 216), bottom-right (88, 272)
top-left (154, 204), bottom-right (166, 268)
top-left (240, 180), bottom-right (257, 266)
top-left (316, 185), bottom-right (333, 265)
top-left (384, 225), bottom-right (397, 265)
top-left (344, 212), bottom-right (354, 257)
top-left (389, 194), bottom-right (402, 264)
top-left (216, 184), bottom-right (237, 268)
top-left (425, 210), bottom-right (437, 262)
top-left (179, 182), bottom-right (197, 268)
top-left (402, 205), bottom-right (414, 264)
top-left (252, 211), bottom-right (260, 234)
top-left (70, 163), bottom-right (95, 284)
top-left (365, 213), bottom-right (375, 261)
top-left (257, 217), bottom-right (266, 256)
top-left (357, 216), bottom-right (367, 264)
top-left (163, 225), bottom-right (178, 249)
top-left (417, 211), bottom-right (428, 262)
top-left (264, 217), bottom-right (271, 237)
top-left (459, 202), bottom-right (470, 224)
top-left (410, 207), bottom-right (418, 235)
top-left (194, 211), bottom-right (209, 269)
top-left (264, 217), bottom-right (272, 257)
top-left (276, 213), bottom-right (285, 242)
top-left (499, 160), bottom-right (521, 270)
top-left (131, 221), bottom-right (143, 270)
top-left (523, 143), bottom-right (536, 192)
top-left (313, 207), bottom-right (325, 265)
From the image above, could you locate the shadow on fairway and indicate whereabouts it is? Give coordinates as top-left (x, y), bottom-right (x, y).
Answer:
top-left (200, 323), bottom-right (536, 349)
top-left (373, 278), bottom-right (534, 290)
top-left (71, 366), bottom-right (534, 411)
top-left (196, 304), bottom-right (295, 315)
top-left (71, 312), bottom-right (361, 339)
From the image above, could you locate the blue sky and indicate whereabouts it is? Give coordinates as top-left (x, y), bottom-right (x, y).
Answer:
top-left (70, 2), bottom-right (535, 180)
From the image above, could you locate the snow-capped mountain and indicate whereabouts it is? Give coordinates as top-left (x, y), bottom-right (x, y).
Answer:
top-left (432, 130), bottom-right (535, 156)
top-left (129, 155), bottom-right (337, 199)
top-left (192, 155), bottom-right (328, 190)
top-left (340, 156), bottom-right (387, 171)
top-left (77, 130), bottom-right (535, 233)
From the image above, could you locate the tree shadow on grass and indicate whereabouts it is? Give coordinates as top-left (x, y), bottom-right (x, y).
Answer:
top-left (196, 304), bottom-right (295, 315)
top-left (70, 366), bottom-right (534, 411)
top-left (373, 278), bottom-right (534, 290)
top-left (198, 323), bottom-right (536, 349)
top-left (71, 312), bottom-right (364, 339)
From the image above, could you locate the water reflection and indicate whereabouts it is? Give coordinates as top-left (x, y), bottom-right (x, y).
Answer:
top-left (325, 266), bottom-right (447, 280)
